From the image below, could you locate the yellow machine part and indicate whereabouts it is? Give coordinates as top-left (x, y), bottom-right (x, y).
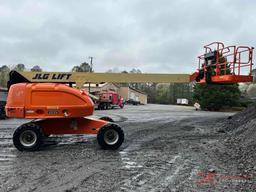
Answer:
top-left (19, 71), bottom-right (191, 88)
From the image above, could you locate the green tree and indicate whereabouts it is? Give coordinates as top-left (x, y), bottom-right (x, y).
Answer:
top-left (31, 65), bottom-right (42, 72)
top-left (14, 64), bottom-right (25, 71)
top-left (155, 84), bottom-right (170, 104)
top-left (168, 83), bottom-right (193, 104)
top-left (193, 84), bottom-right (241, 111)
top-left (145, 83), bottom-right (157, 103)
top-left (72, 66), bottom-right (82, 72)
top-left (0, 65), bottom-right (10, 88)
top-left (72, 62), bottom-right (92, 72)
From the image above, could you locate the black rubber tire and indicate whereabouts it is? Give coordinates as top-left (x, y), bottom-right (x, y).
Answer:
top-left (97, 124), bottom-right (124, 150)
top-left (13, 123), bottom-right (44, 151)
top-left (99, 116), bottom-right (114, 122)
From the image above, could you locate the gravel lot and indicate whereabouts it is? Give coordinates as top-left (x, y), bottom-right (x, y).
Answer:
top-left (0, 104), bottom-right (254, 192)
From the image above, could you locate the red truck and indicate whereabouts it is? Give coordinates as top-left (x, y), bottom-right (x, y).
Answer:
top-left (95, 91), bottom-right (124, 110)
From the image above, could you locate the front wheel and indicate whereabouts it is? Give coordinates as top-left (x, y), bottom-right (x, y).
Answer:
top-left (97, 124), bottom-right (124, 150)
top-left (13, 123), bottom-right (44, 151)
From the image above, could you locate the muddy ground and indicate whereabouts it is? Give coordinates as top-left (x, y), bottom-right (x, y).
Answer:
top-left (0, 104), bottom-right (255, 192)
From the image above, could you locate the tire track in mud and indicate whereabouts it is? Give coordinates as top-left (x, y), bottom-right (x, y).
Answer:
top-left (119, 151), bottom-right (186, 192)
top-left (0, 148), bottom-right (17, 192)
top-left (0, 125), bottom-right (99, 192)
top-left (0, 124), bottom-right (16, 180)
top-left (0, 106), bottom-right (235, 192)
top-left (118, 137), bottom-right (195, 192)
top-left (0, 123), bottom-right (120, 191)
top-left (116, 120), bottom-right (184, 192)
top-left (116, 117), bottom-right (228, 192)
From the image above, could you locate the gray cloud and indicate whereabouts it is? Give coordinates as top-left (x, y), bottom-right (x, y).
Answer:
top-left (0, 0), bottom-right (255, 73)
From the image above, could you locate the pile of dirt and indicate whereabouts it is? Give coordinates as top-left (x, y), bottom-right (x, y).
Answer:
top-left (220, 104), bottom-right (256, 180)
top-left (222, 104), bottom-right (256, 132)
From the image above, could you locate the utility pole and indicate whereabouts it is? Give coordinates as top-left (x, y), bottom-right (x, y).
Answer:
top-left (88, 56), bottom-right (93, 72)
top-left (88, 56), bottom-right (93, 93)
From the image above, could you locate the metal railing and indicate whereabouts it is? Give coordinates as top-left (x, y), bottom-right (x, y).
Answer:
top-left (198, 42), bottom-right (254, 77)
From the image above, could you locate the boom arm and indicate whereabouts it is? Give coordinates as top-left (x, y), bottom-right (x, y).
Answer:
top-left (8, 71), bottom-right (191, 88)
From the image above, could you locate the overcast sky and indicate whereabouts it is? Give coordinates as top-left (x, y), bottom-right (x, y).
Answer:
top-left (0, 0), bottom-right (255, 73)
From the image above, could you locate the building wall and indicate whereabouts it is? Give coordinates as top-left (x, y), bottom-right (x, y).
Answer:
top-left (119, 87), bottom-right (147, 105)
top-left (137, 92), bottom-right (147, 105)
top-left (118, 87), bottom-right (129, 101)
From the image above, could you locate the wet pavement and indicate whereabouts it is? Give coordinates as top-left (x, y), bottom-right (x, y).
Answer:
top-left (1, 104), bottom-right (251, 192)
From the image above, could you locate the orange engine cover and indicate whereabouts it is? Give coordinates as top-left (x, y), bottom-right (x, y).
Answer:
top-left (6, 83), bottom-right (94, 119)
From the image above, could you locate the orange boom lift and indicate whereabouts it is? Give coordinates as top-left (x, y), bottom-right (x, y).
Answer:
top-left (6, 84), bottom-right (124, 151)
top-left (5, 42), bottom-right (254, 151)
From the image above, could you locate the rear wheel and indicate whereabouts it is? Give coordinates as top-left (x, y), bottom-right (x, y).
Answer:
top-left (97, 124), bottom-right (124, 150)
top-left (13, 123), bottom-right (44, 151)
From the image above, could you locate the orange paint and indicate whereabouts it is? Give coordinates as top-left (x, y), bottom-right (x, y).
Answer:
top-left (194, 42), bottom-right (254, 84)
top-left (38, 117), bottom-right (108, 135)
top-left (6, 83), bottom-right (94, 119)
